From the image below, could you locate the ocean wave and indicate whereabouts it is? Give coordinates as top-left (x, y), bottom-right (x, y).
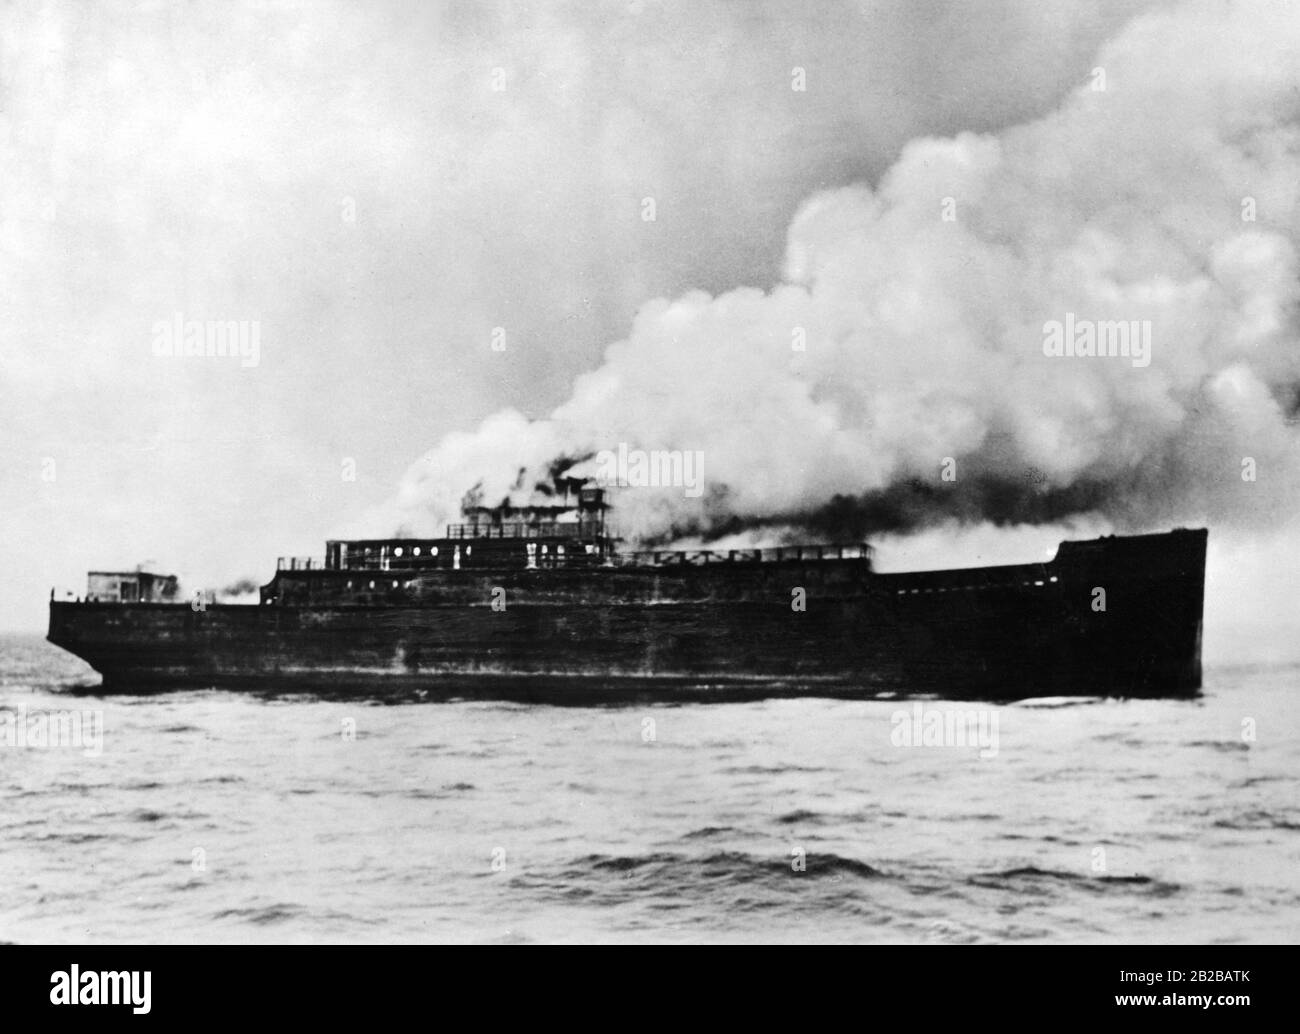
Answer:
top-left (969, 867), bottom-right (1181, 897)
top-left (1186, 740), bottom-right (1250, 752)
top-left (679, 826), bottom-right (745, 840)
top-left (1213, 811), bottom-right (1300, 831)
top-left (212, 904), bottom-right (308, 926)
top-left (570, 850), bottom-right (887, 882)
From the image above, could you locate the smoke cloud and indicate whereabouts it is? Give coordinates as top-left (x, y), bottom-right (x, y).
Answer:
top-left (379, 0), bottom-right (1300, 547)
top-left (219, 578), bottom-right (262, 597)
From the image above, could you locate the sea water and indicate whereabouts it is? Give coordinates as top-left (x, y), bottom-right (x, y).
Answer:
top-left (1, 634), bottom-right (1296, 943)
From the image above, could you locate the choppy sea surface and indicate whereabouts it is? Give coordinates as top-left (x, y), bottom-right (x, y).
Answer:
top-left (1, 633), bottom-right (1296, 944)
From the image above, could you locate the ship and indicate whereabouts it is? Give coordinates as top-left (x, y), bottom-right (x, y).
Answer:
top-left (47, 481), bottom-right (1208, 702)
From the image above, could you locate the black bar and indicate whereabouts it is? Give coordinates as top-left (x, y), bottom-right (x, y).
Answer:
top-left (0, 944), bottom-right (1287, 1024)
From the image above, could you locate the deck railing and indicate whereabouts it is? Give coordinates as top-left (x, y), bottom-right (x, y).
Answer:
top-left (277, 542), bottom-right (872, 573)
top-left (444, 521), bottom-right (605, 540)
top-left (610, 544), bottom-right (872, 567)
top-left (277, 557), bottom-right (326, 571)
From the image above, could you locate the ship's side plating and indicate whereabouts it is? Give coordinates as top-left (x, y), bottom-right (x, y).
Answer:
top-left (47, 528), bottom-right (1207, 702)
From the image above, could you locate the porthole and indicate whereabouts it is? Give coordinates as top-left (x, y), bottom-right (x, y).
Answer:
top-left (432, 547), bottom-right (439, 556)
top-left (413, 546), bottom-right (422, 557)
top-left (368, 580), bottom-right (375, 589)
top-left (394, 547), bottom-right (404, 558)
top-left (392, 580), bottom-right (398, 588)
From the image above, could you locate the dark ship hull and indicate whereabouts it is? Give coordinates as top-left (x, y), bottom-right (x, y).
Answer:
top-left (47, 528), bottom-right (1207, 703)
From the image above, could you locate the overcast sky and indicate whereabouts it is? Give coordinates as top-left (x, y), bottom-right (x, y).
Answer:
top-left (3, 0), bottom-right (1295, 661)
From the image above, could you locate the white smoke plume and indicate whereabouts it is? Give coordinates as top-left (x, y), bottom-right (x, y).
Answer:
top-left (378, 0), bottom-right (1300, 547)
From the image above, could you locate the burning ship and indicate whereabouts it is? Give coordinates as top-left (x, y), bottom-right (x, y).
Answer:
top-left (46, 477), bottom-right (1207, 702)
